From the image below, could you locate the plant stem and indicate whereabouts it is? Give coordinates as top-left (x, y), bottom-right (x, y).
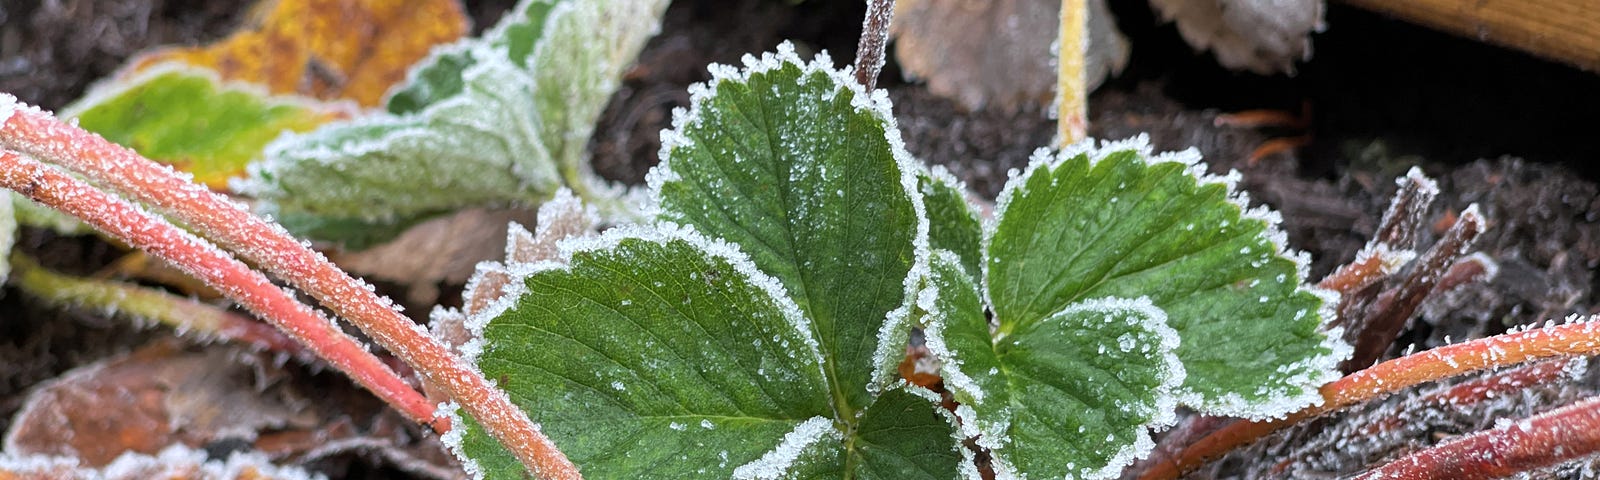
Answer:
top-left (0, 150), bottom-right (438, 430)
top-left (0, 97), bottom-right (579, 479)
top-left (1055, 0), bottom-right (1088, 146)
top-left (9, 252), bottom-right (308, 359)
top-left (853, 0), bottom-right (894, 91)
top-left (1137, 315), bottom-right (1600, 480)
top-left (1354, 394), bottom-right (1600, 480)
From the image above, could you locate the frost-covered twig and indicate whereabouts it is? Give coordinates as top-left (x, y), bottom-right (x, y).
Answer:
top-left (0, 149), bottom-right (436, 430)
top-left (854, 0), bottom-right (894, 90)
top-left (1346, 205), bottom-right (1484, 370)
top-left (1055, 0), bottom-right (1088, 145)
top-left (0, 97), bottom-right (577, 479)
top-left (9, 253), bottom-right (309, 359)
top-left (1138, 315), bottom-right (1600, 480)
top-left (1353, 394), bottom-right (1600, 480)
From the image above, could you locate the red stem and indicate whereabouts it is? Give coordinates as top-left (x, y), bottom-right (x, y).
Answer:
top-left (0, 150), bottom-right (438, 430)
top-left (1354, 395), bottom-right (1600, 480)
top-left (1139, 316), bottom-right (1600, 480)
top-left (0, 98), bottom-right (578, 478)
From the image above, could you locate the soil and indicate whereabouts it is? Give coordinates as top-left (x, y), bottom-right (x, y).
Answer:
top-left (3, 0), bottom-right (1600, 478)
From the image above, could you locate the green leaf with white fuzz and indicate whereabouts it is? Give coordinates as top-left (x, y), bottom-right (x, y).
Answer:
top-left (239, 0), bottom-right (668, 246)
top-left (986, 140), bottom-right (1347, 418)
top-left (919, 167), bottom-right (982, 278)
top-left (451, 225), bottom-right (835, 479)
top-left (924, 250), bottom-right (1182, 479)
top-left (648, 43), bottom-right (928, 413)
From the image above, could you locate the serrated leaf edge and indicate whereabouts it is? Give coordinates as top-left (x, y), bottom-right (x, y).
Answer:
top-left (979, 134), bottom-right (1349, 420)
top-left (924, 248), bottom-right (1185, 479)
top-left (730, 415), bottom-right (839, 480)
top-left (642, 40), bottom-right (933, 397)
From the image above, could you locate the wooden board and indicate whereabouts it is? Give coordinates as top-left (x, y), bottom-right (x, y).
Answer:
top-left (1341, 0), bottom-right (1600, 72)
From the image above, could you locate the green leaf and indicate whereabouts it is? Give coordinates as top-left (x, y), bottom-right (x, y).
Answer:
top-left (922, 250), bottom-right (1182, 479)
top-left (65, 65), bottom-right (344, 189)
top-left (918, 167), bottom-right (982, 278)
top-left (649, 43), bottom-right (928, 413)
top-left (240, 0), bottom-right (668, 245)
top-left (846, 385), bottom-right (965, 480)
top-left (452, 224), bottom-right (836, 479)
top-left (985, 139), bottom-right (1346, 418)
top-left (0, 195), bottom-right (13, 281)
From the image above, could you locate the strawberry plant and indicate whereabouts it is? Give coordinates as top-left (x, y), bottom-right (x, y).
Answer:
top-left (439, 42), bottom-right (1346, 479)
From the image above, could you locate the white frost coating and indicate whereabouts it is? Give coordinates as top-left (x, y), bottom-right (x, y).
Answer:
top-left (984, 135), bottom-right (1352, 420)
top-left (1458, 251), bottom-right (1500, 282)
top-left (730, 416), bottom-right (838, 480)
top-left (437, 401), bottom-right (486, 480)
top-left (921, 251), bottom-right (986, 405)
top-left (1052, 296), bottom-right (1186, 480)
top-left (61, 62), bottom-right (358, 121)
top-left (0, 93), bottom-right (16, 128)
top-left (641, 40), bottom-right (933, 393)
top-left (893, 381), bottom-right (981, 479)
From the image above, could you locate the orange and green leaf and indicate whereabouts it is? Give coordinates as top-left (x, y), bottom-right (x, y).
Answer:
top-left (126, 0), bottom-right (469, 107)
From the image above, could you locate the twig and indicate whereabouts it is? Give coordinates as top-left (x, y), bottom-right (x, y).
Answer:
top-left (1137, 314), bottom-right (1600, 480)
top-left (1354, 394), bottom-right (1600, 480)
top-left (8, 253), bottom-right (308, 359)
top-left (854, 0), bottom-right (894, 90)
top-left (0, 96), bottom-right (578, 479)
top-left (1345, 205), bottom-right (1485, 370)
top-left (0, 150), bottom-right (437, 430)
top-left (1055, 0), bottom-right (1088, 146)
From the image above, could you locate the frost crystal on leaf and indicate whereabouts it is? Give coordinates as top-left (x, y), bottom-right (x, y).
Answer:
top-left (237, 0), bottom-right (668, 247)
top-left (984, 137), bottom-right (1347, 419)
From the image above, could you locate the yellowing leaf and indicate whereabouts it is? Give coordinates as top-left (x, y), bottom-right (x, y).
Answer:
top-left (66, 65), bottom-right (353, 189)
top-left (127, 0), bottom-right (469, 107)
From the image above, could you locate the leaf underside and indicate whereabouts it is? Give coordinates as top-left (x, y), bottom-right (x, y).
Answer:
top-left (928, 251), bottom-right (1180, 479)
top-left (651, 48), bottom-right (921, 414)
top-left (241, 0), bottom-right (668, 245)
top-left (986, 149), bottom-right (1338, 415)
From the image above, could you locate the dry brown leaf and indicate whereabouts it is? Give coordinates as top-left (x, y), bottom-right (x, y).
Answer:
top-left (891, 0), bottom-right (1128, 113)
top-left (126, 0), bottom-right (469, 106)
top-left (1150, 0), bottom-right (1324, 74)
top-left (329, 208), bottom-right (542, 305)
top-left (2, 341), bottom-right (315, 466)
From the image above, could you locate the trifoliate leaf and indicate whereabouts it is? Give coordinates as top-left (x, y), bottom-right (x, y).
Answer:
top-left (451, 224), bottom-right (835, 479)
top-left (64, 65), bottom-right (349, 189)
top-left (985, 139), bottom-right (1346, 418)
top-left (240, 0), bottom-right (668, 245)
top-left (124, 0), bottom-right (469, 106)
top-left (919, 167), bottom-right (982, 278)
top-left (923, 250), bottom-right (1182, 479)
top-left (648, 43), bottom-right (929, 413)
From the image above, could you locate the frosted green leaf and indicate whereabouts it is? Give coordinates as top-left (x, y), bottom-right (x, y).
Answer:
top-left (65, 65), bottom-right (345, 189)
top-left (239, 0), bottom-right (668, 245)
top-left (846, 385), bottom-right (965, 480)
top-left (923, 250), bottom-right (1182, 479)
top-left (986, 140), bottom-right (1346, 418)
top-left (919, 167), bottom-right (982, 278)
top-left (649, 43), bottom-right (928, 413)
top-left (452, 225), bottom-right (834, 479)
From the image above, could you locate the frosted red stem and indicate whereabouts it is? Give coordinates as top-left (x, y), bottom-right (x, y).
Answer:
top-left (0, 150), bottom-right (437, 429)
top-left (0, 99), bottom-right (578, 479)
top-left (1354, 394), bottom-right (1600, 480)
top-left (1138, 316), bottom-right (1600, 480)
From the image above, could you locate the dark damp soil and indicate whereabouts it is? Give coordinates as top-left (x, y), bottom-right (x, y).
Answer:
top-left (3, 0), bottom-right (1600, 478)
